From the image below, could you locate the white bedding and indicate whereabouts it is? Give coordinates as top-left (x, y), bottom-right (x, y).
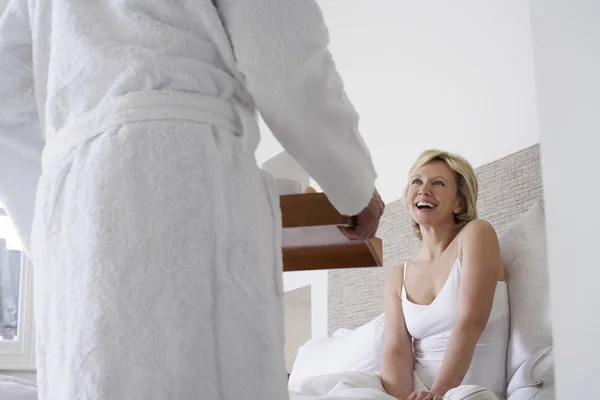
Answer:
top-left (0, 371), bottom-right (499, 400)
top-left (0, 372), bottom-right (396, 400)
top-left (288, 371), bottom-right (396, 400)
top-left (1, 372), bottom-right (394, 400)
top-left (288, 371), bottom-right (500, 400)
top-left (0, 376), bottom-right (37, 400)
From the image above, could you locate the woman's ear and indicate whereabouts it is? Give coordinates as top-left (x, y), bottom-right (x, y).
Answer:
top-left (454, 197), bottom-right (463, 215)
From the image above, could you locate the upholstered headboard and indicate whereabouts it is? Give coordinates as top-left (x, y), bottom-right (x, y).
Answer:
top-left (328, 144), bottom-right (544, 333)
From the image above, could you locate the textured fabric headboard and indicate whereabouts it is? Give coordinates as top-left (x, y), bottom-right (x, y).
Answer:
top-left (328, 144), bottom-right (543, 333)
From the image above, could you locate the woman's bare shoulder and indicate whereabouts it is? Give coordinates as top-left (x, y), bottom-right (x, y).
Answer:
top-left (461, 219), bottom-right (499, 243)
top-left (459, 219), bottom-right (504, 278)
top-left (389, 263), bottom-right (406, 279)
top-left (385, 264), bottom-right (406, 293)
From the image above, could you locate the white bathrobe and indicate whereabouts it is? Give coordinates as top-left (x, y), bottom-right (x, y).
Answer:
top-left (0, 0), bottom-right (377, 399)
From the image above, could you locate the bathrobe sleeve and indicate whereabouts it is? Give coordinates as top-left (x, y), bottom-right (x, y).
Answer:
top-left (216, 0), bottom-right (377, 216)
top-left (0, 0), bottom-right (44, 256)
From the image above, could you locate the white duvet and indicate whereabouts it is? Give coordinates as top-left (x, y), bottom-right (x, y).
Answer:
top-left (0, 376), bottom-right (37, 400)
top-left (289, 371), bottom-right (500, 400)
top-left (289, 371), bottom-right (396, 400)
top-left (2, 372), bottom-right (394, 400)
top-left (1, 372), bottom-right (394, 400)
top-left (1, 372), bottom-right (499, 400)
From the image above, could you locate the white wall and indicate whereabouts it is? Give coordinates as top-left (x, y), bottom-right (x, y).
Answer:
top-left (262, 152), bottom-right (310, 188)
top-left (283, 271), bottom-right (328, 339)
top-left (261, 152), bottom-right (329, 340)
top-left (531, 0), bottom-right (600, 397)
top-left (284, 287), bottom-right (312, 372)
top-left (258, 0), bottom-right (540, 203)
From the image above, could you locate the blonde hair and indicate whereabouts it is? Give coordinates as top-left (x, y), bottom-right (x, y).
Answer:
top-left (403, 150), bottom-right (478, 240)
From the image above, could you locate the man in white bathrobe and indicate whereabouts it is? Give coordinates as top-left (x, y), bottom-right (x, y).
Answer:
top-left (0, 0), bottom-right (383, 399)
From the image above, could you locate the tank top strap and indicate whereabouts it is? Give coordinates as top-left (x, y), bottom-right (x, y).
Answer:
top-left (456, 232), bottom-right (463, 262)
top-left (401, 262), bottom-right (409, 301)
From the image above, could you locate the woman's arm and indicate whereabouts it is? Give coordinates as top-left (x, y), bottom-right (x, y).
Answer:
top-left (429, 220), bottom-right (502, 395)
top-left (381, 266), bottom-right (414, 400)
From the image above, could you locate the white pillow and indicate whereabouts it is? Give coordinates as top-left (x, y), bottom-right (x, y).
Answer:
top-left (508, 383), bottom-right (555, 400)
top-left (506, 347), bottom-right (553, 399)
top-left (499, 202), bottom-right (554, 390)
top-left (331, 328), bottom-right (353, 338)
top-left (288, 313), bottom-right (385, 386)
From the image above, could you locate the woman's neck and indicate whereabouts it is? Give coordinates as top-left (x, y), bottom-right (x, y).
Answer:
top-left (419, 221), bottom-right (459, 261)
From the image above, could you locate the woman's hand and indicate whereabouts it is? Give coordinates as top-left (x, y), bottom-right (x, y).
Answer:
top-left (406, 390), bottom-right (445, 400)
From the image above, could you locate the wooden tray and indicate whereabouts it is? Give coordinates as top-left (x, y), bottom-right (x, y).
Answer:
top-left (280, 193), bottom-right (383, 272)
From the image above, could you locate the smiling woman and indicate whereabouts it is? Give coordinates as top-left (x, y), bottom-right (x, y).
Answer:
top-left (381, 150), bottom-right (508, 400)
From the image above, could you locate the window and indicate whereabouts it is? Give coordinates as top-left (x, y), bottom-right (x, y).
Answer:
top-left (0, 205), bottom-right (35, 370)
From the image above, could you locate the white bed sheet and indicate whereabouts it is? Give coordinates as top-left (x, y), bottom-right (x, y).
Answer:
top-left (0, 371), bottom-right (395, 400)
top-left (288, 371), bottom-right (500, 400)
top-left (0, 371), bottom-right (503, 400)
top-left (0, 376), bottom-right (37, 400)
top-left (289, 371), bottom-right (396, 400)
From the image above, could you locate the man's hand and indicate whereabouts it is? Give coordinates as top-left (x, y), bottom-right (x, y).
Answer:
top-left (407, 390), bottom-right (445, 400)
top-left (341, 189), bottom-right (384, 240)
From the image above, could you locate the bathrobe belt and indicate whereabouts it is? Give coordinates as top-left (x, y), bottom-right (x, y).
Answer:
top-left (41, 90), bottom-right (250, 173)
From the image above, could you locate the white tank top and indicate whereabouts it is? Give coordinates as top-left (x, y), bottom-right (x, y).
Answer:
top-left (402, 257), bottom-right (509, 400)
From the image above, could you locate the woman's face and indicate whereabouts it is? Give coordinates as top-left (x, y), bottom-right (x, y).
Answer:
top-left (407, 160), bottom-right (462, 229)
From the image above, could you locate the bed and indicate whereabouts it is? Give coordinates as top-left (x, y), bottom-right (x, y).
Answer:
top-left (0, 375), bottom-right (36, 400)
